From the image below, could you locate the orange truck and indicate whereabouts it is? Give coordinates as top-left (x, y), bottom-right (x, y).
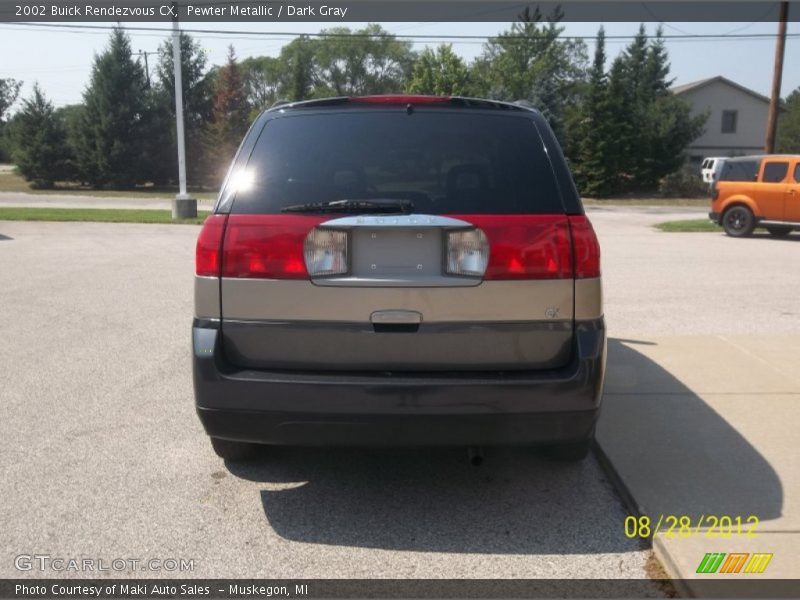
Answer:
top-left (710, 155), bottom-right (800, 237)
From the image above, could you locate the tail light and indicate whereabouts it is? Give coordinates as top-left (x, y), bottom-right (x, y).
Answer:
top-left (567, 215), bottom-right (601, 279)
top-left (711, 183), bottom-right (720, 201)
top-left (304, 228), bottom-right (349, 276)
top-left (221, 215), bottom-right (326, 279)
top-left (445, 228), bottom-right (489, 277)
top-left (457, 215), bottom-right (573, 280)
top-left (195, 215), bottom-right (228, 276)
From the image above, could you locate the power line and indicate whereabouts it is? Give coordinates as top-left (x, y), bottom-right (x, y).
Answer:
top-left (5, 20), bottom-right (800, 42)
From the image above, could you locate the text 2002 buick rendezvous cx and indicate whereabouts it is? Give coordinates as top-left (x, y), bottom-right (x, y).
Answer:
top-left (192, 95), bottom-right (605, 462)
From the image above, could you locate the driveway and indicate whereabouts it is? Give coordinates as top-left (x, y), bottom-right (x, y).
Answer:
top-left (1, 206), bottom-right (797, 586)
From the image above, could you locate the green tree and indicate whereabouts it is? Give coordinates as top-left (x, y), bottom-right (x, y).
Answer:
top-left (204, 46), bottom-right (250, 183)
top-left (9, 85), bottom-right (72, 188)
top-left (76, 28), bottom-right (153, 187)
top-left (571, 28), bottom-right (618, 196)
top-left (240, 55), bottom-right (284, 113)
top-left (153, 32), bottom-right (213, 186)
top-left (0, 78), bottom-right (23, 162)
top-left (278, 36), bottom-right (317, 101)
top-left (471, 8), bottom-right (587, 143)
top-left (0, 78), bottom-right (21, 122)
top-left (778, 88), bottom-right (800, 153)
top-left (314, 24), bottom-right (415, 96)
top-left (599, 25), bottom-right (706, 193)
top-left (405, 45), bottom-right (470, 96)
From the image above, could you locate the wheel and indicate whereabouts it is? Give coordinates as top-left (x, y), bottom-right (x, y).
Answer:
top-left (766, 226), bottom-right (793, 238)
top-left (543, 434), bottom-right (594, 462)
top-left (210, 437), bottom-right (259, 461)
top-left (722, 206), bottom-right (755, 237)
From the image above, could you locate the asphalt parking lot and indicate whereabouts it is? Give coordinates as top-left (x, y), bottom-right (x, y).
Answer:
top-left (1, 206), bottom-right (798, 582)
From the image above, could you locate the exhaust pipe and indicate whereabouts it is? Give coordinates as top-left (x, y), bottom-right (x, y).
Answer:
top-left (467, 446), bottom-right (484, 467)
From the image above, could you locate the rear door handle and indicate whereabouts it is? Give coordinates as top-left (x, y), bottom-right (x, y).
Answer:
top-left (370, 310), bottom-right (422, 325)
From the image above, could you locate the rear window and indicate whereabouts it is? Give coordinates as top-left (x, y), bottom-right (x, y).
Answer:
top-left (230, 111), bottom-right (564, 215)
top-left (762, 162), bottom-right (789, 183)
top-left (719, 160), bottom-right (761, 182)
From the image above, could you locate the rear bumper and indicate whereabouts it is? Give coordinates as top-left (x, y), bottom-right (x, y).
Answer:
top-left (192, 318), bottom-right (606, 446)
top-left (709, 211), bottom-right (720, 223)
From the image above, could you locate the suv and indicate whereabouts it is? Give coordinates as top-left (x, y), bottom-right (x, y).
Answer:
top-left (710, 154), bottom-right (800, 237)
top-left (701, 157), bottom-right (726, 184)
top-left (193, 96), bottom-right (605, 462)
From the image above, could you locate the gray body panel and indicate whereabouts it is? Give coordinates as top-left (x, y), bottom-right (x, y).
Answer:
top-left (222, 320), bottom-right (572, 371)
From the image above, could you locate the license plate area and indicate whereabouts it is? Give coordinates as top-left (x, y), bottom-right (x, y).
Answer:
top-left (352, 228), bottom-right (441, 278)
top-left (309, 214), bottom-right (482, 287)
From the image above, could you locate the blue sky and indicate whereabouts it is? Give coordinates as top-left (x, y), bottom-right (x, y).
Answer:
top-left (0, 20), bottom-right (798, 109)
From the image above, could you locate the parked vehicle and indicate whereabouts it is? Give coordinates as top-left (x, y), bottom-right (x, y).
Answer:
top-left (709, 154), bottom-right (800, 237)
top-left (193, 96), bottom-right (605, 462)
top-left (701, 157), bottom-right (727, 184)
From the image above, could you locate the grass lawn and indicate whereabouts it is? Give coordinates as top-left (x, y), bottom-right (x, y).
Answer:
top-left (654, 219), bottom-right (720, 232)
top-left (0, 207), bottom-right (209, 225)
top-left (583, 197), bottom-right (709, 207)
top-left (0, 169), bottom-right (217, 201)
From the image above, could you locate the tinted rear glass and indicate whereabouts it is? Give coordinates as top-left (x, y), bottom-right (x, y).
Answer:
top-left (719, 160), bottom-right (761, 182)
top-left (230, 111), bottom-right (564, 215)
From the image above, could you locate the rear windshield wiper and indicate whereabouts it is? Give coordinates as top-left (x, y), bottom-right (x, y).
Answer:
top-left (281, 199), bottom-right (414, 214)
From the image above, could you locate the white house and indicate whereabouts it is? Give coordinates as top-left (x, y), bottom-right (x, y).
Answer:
top-left (672, 76), bottom-right (771, 167)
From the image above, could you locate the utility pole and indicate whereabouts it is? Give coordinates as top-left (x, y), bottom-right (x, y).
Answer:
top-left (765, 1), bottom-right (789, 154)
top-left (171, 1), bottom-right (197, 219)
top-left (138, 50), bottom-right (156, 88)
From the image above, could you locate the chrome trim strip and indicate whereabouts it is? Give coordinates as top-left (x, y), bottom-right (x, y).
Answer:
top-left (319, 214), bottom-right (473, 229)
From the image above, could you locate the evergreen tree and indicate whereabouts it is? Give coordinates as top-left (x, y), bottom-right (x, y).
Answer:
top-left (153, 33), bottom-right (213, 186)
top-left (471, 7), bottom-right (587, 144)
top-left (76, 28), bottom-right (152, 187)
top-left (204, 46), bottom-right (250, 183)
top-left (405, 45), bottom-right (470, 96)
top-left (573, 28), bottom-right (617, 196)
top-left (778, 88), bottom-right (800, 153)
top-left (597, 25), bottom-right (705, 193)
top-left (9, 85), bottom-right (72, 188)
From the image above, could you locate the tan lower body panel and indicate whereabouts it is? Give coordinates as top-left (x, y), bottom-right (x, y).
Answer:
top-left (216, 278), bottom-right (576, 323)
top-left (196, 277), bottom-right (604, 322)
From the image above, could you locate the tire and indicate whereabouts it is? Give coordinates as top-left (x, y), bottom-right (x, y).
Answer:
top-left (766, 226), bottom-right (793, 238)
top-left (722, 206), bottom-right (755, 237)
top-left (543, 434), bottom-right (594, 462)
top-left (210, 437), bottom-right (259, 461)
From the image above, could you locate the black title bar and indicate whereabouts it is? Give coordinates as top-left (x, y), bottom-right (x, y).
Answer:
top-left (1, 1), bottom-right (799, 22)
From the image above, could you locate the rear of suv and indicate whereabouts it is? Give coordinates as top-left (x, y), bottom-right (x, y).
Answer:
top-left (193, 96), bottom-right (605, 462)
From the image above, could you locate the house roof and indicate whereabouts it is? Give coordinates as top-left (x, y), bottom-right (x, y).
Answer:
top-left (672, 76), bottom-right (772, 105)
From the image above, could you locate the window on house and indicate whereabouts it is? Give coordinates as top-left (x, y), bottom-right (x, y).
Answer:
top-left (721, 110), bottom-right (738, 134)
top-left (762, 162), bottom-right (788, 183)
